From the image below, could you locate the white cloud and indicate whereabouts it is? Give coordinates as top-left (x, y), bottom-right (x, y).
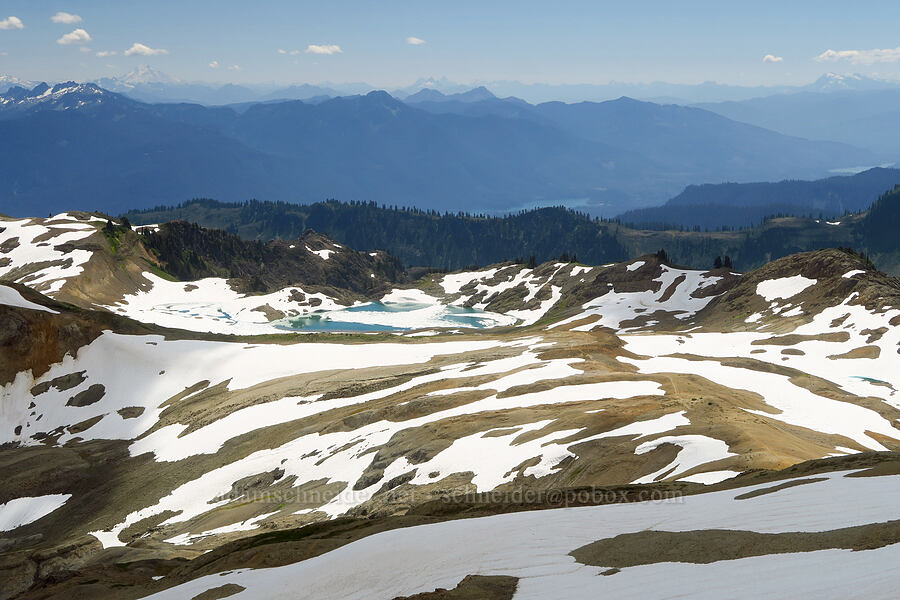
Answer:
top-left (306, 44), bottom-right (342, 55)
top-left (57, 28), bottom-right (91, 45)
top-left (406, 36), bottom-right (426, 45)
top-left (227, 64), bottom-right (240, 71)
top-left (816, 47), bottom-right (900, 65)
top-left (96, 50), bottom-right (116, 57)
top-left (278, 48), bottom-right (301, 55)
top-left (209, 60), bottom-right (219, 68)
top-left (763, 54), bottom-right (783, 63)
top-left (79, 46), bottom-right (92, 53)
top-left (278, 48), bottom-right (287, 54)
top-left (0, 16), bottom-right (24, 30)
top-left (51, 12), bottom-right (82, 24)
top-left (125, 42), bottom-right (168, 56)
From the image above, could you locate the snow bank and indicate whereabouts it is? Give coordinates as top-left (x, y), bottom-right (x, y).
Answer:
top-left (0, 285), bottom-right (58, 314)
top-left (142, 470), bottom-right (900, 600)
top-left (0, 494), bottom-right (71, 531)
top-left (756, 275), bottom-right (817, 301)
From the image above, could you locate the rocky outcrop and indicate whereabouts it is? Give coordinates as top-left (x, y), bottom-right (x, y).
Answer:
top-left (139, 221), bottom-right (406, 297)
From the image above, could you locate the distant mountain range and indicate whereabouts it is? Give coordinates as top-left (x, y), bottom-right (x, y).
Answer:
top-left (0, 75), bottom-right (35, 94)
top-left (4, 65), bottom-right (893, 105)
top-left (93, 66), bottom-right (343, 105)
top-left (0, 81), bottom-right (876, 217)
top-left (401, 72), bottom-right (900, 104)
top-left (696, 87), bottom-right (900, 156)
top-left (616, 167), bottom-right (900, 229)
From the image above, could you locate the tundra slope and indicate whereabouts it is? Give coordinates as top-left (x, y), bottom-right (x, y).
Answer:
top-left (0, 212), bottom-right (898, 599)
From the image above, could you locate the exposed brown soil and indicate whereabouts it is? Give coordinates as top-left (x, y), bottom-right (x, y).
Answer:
top-left (116, 407), bottom-right (145, 419)
top-left (30, 372), bottom-right (86, 396)
top-left (732, 477), bottom-right (829, 500)
top-left (751, 332), bottom-right (850, 346)
top-left (570, 520), bottom-right (900, 568)
top-left (191, 584), bottom-right (246, 600)
top-left (65, 385), bottom-right (106, 407)
top-left (0, 284), bottom-right (166, 386)
top-left (827, 345), bottom-right (881, 359)
top-left (391, 575), bottom-right (518, 600)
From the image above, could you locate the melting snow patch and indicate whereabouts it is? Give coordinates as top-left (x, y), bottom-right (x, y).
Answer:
top-left (632, 435), bottom-right (736, 484)
top-left (621, 352), bottom-right (899, 451)
top-left (678, 470), bottom-right (741, 484)
top-left (439, 269), bottom-right (499, 295)
top-left (577, 411), bottom-right (690, 442)
top-left (550, 265), bottom-right (721, 331)
top-left (306, 246), bottom-right (334, 260)
top-left (626, 261), bottom-right (645, 272)
top-left (0, 215), bottom-right (98, 294)
top-left (756, 276), bottom-right (817, 301)
top-left (0, 285), bottom-right (58, 314)
top-left (0, 494), bottom-right (72, 532)
top-left (164, 510), bottom-right (281, 545)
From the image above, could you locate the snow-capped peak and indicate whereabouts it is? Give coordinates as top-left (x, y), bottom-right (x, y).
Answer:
top-left (807, 72), bottom-right (900, 92)
top-left (0, 81), bottom-right (117, 112)
top-left (0, 74), bottom-right (36, 93)
top-left (119, 64), bottom-right (178, 85)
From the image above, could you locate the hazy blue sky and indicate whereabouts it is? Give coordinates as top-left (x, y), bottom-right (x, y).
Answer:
top-left (3, 1), bottom-right (900, 87)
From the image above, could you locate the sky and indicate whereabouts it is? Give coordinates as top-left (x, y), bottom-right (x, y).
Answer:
top-left (3, 1), bottom-right (900, 88)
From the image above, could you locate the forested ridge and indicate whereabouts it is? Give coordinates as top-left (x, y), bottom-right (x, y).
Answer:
top-left (125, 190), bottom-right (900, 275)
top-left (129, 200), bottom-right (628, 270)
top-left (616, 167), bottom-right (900, 230)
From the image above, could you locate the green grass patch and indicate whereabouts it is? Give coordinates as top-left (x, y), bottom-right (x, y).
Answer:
top-left (146, 263), bottom-right (178, 282)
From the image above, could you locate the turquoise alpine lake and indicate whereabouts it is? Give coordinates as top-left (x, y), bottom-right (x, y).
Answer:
top-left (275, 301), bottom-right (515, 332)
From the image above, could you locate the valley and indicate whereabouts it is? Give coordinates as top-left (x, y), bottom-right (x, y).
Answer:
top-left (0, 82), bottom-right (879, 217)
top-left (1, 211), bottom-right (898, 598)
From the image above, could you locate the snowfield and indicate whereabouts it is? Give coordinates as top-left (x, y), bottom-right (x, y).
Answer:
top-left (143, 469), bottom-right (900, 600)
top-left (623, 291), bottom-right (900, 412)
top-left (3, 226), bottom-right (899, 599)
top-left (550, 265), bottom-right (723, 331)
top-left (107, 274), bottom-right (520, 334)
top-left (0, 214), bottom-right (99, 294)
top-left (2, 332), bottom-right (529, 449)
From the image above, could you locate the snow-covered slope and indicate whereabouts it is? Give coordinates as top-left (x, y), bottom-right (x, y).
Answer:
top-left (1, 216), bottom-right (899, 599)
top-left (0, 82), bottom-right (123, 117)
top-left (0, 212), bottom-right (104, 294)
top-left (145, 466), bottom-right (900, 600)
